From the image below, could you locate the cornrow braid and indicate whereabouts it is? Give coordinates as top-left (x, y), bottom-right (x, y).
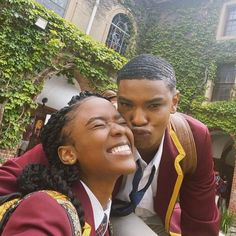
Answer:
top-left (17, 91), bottom-right (104, 231)
top-left (117, 53), bottom-right (176, 90)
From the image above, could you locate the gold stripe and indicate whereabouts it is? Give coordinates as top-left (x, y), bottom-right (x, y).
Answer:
top-left (0, 198), bottom-right (20, 220)
top-left (82, 222), bottom-right (92, 236)
top-left (165, 127), bottom-right (185, 234)
top-left (170, 232), bottom-right (181, 236)
top-left (43, 190), bottom-right (69, 201)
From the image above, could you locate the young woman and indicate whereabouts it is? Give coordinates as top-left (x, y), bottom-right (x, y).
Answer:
top-left (1, 91), bottom-right (136, 236)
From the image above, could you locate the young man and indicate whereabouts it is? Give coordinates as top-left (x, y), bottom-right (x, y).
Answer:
top-left (111, 54), bottom-right (219, 236)
top-left (0, 54), bottom-right (219, 235)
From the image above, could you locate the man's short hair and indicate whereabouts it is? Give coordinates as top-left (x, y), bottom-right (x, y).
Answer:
top-left (117, 54), bottom-right (176, 90)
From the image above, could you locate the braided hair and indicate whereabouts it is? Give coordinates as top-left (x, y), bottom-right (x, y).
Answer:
top-left (17, 91), bottom-right (104, 230)
top-left (117, 53), bottom-right (176, 90)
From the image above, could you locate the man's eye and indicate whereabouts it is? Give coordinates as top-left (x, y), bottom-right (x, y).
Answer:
top-left (148, 104), bottom-right (161, 109)
top-left (119, 102), bottom-right (132, 108)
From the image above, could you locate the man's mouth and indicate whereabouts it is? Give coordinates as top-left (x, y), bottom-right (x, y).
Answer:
top-left (132, 128), bottom-right (151, 136)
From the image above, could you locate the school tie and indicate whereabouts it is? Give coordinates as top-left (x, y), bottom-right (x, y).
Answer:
top-left (95, 213), bottom-right (108, 236)
top-left (112, 160), bottom-right (156, 216)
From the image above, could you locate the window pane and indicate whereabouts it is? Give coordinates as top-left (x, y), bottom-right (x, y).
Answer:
top-left (212, 64), bottom-right (236, 101)
top-left (224, 6), bottom-right (236, 36)
top-left (36, 0), bottom-right (68, 17)
top-left (106, 13), bottom-right (131, 55)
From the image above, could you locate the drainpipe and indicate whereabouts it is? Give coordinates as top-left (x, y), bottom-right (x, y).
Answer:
top-left (86, 0), bottom-right (100, 35)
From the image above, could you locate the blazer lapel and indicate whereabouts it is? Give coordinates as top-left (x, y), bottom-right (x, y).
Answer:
top-left (154, 127), bottom-right (186, 232)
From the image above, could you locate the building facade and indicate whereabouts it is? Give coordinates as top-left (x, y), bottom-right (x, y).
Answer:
top-left (16, 0), bottom-right (136, 155)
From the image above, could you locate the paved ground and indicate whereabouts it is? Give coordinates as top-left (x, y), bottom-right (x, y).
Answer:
top-left (226, 221), bottom-right (236, 236)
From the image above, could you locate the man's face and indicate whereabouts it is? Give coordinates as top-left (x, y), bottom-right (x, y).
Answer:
top-left (117, 79), bottom-right (179, 159)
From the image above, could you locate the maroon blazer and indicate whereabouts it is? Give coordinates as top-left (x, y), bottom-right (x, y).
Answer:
top-left (0, 147), bottom-right (109, 236)
top-left (154, 114), bottom-right (219, 236)
top-left (113, 114), bottom-right (219, 236)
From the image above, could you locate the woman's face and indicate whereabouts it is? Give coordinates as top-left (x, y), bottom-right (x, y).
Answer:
top-left (62, 97), bottom-right (136, 180)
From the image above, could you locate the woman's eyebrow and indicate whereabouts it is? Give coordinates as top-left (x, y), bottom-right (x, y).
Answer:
top-left (86, 116), bottom-right (105, 126)
top-left (86, 113), bottom-right (123, 126)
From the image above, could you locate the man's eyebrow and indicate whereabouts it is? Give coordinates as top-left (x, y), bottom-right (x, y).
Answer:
top-left (118, 96), bottom-right (163, 104)
top-left (118, 96), bottom-right (132, 102)
top-left (145, 97), bottom-right (164, 104)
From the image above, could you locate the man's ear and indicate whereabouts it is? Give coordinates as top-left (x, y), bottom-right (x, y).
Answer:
top-left (58, 146), bottom-right (77, 165)
top-left (171, 90), bottom-right (180, 114)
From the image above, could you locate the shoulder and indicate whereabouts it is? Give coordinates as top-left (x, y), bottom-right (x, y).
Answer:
top-left (179, 113), bottom-right (210, 144)
top-left (2, 191), bottom-right (72, 236)
top-left (17, 191), bottom-right (70, 218)
top-left (180, 113), bottom-right (208, 132)
top-left (5, 144), bottom-right (48, 167)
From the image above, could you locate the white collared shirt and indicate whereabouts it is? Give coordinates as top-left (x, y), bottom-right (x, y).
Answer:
top-left (81, 181), bottom-right (111, 233)
top-left (115, 134), bottom-right (165, 218)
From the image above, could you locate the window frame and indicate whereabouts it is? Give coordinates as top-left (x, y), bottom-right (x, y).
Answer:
top-left (36, 0), bottom-right (69, 17)
top-left (105, 13), bottom-right (131, 55)
top-left (216, 1), bottom-right (236, 40)
top-left (211, 63), bottom-right (236, 101)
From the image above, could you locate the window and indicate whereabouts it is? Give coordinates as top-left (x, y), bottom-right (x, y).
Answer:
top-left (212, 63), bottom-right (236, 101)
top-left (106, 13), bottom-right (131, 55)
top-left (224, 6), bottom-right (236, 36)
top-left (36, 0), bottom-right (68, 17)
top-left (217, 2), bottom-right (236, 40)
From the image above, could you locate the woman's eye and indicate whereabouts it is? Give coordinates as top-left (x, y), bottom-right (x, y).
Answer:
top-left (118, 120), bottom-right (128, 126)
top-left (94, 123), bottom-right (105, 128)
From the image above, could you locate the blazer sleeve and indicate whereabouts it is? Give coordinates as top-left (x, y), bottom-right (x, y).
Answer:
top-left (2, 192), bottom-right (73, 236)
top-left (179, 120), bottom-right (220, 236)
top-left (0, 144), bottom-right (47, 195)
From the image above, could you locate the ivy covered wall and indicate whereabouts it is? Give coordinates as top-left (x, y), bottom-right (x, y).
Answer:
top-left (128, 0), bottom-right (236, 139)
top-left (0, 0), bottom-right (126, 149)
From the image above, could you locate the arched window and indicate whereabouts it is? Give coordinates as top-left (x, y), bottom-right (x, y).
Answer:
top-left (106, 13), bottom-right (131, 55)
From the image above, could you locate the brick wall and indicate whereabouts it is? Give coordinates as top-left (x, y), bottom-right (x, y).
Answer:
top-left (229, 156), bottom-right (236, 213)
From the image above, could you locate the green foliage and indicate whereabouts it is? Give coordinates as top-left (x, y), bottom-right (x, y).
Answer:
top-left (0, 156), bottom-right (6, 164)
top-left (220, 207), bottom-right (236, 234)
top-left (0, 0), bottom-right (126, 148)
top-left (133, 0), bottom-right (236, 137)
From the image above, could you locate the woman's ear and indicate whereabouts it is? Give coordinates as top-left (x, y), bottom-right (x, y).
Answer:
top-left (58, 146), bottom-right (77, 165)
top-left (171, 90), bottom-right (180, 114)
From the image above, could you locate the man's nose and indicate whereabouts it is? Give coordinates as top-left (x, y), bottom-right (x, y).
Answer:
top-left (130, 108), bottom-right (148, 127)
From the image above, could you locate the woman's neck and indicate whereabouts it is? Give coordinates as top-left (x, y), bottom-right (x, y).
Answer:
top-left (80, 176), bottom-right (117, 209)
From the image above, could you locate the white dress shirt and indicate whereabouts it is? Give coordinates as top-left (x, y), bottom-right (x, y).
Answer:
top-left (115, 134), bottom-right (165, 218)
top-left (81, 181), bottom-right (111, 234)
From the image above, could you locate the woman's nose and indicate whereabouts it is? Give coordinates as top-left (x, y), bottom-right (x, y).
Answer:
top-left (110, 122), bottom-right (127, 136)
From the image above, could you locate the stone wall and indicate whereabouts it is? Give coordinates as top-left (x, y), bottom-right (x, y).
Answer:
top-left (0, 148), bottom-right (17, 164)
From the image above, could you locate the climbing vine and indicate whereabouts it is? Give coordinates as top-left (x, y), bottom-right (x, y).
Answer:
top-left (128, 0), bottom-right (236, 138)
top-left (0, 0), bottom-right (126, 148)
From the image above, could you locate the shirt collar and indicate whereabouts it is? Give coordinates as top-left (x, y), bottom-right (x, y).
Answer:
top-left (134, 133), bottom-right (165, 170)
top-left (80, 181), bottom-right (111, 230)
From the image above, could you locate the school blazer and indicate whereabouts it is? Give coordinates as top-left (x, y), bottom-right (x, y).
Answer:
top-left (0, 145), bottom-right (110, 236)
top-left (113, 114), bottom-right (220, 236)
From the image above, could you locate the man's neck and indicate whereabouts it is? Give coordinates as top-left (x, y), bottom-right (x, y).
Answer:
top-left (138, 147), bottom-right (159, 164)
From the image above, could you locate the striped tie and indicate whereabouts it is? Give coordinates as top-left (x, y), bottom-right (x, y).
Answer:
top-left (95, 213), bottom-right (108, 236)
